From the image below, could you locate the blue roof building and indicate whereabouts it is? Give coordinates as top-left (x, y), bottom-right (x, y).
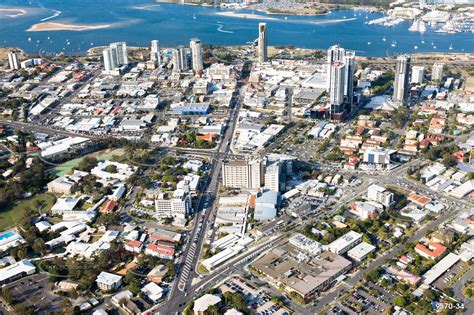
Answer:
top-left (172, 103), bottom-right (210, 115)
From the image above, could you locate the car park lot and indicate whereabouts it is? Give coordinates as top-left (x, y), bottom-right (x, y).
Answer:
top-left (4, 273), bottom-right (66, 313)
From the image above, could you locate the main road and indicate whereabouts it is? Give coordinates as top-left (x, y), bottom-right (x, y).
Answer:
top-left (150, 61), bottom-right (252, 315)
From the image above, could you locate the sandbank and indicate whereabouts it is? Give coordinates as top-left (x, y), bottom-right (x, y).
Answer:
top-left (215, 11), bottom-right (278, 21)
top-left (27, 22), bottom-right (112, 32)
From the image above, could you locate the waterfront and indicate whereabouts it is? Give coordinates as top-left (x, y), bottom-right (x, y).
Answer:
top-left (1, 0), bottom-right (473, 56)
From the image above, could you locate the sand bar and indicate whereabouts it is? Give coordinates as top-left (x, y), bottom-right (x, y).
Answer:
top-left (27, 22), bottom-right (112, 32)
top-left (0, 8), bottom-right (27, 18)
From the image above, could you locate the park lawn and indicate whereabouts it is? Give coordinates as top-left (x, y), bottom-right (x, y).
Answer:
top-left (52, 148), bottom-right (126, 176)
top-left (0, 193), bottom-right (56, 230)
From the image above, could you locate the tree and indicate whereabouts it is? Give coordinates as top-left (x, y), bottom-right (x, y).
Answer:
top-left (32, 238), bottom-right (46, 255)
top-left (204, 304), bottom-right (220, 315)
top-left (76, 157), bottom-right (98, 172)
top-left (442, 154), bottom-right (457, 168)
top-left (364, 267), bottom-right (381, 283)
top-left (2, 287), bottom-right (13, 304)
top-left (105, 164), bottom-right (118, 173)
top-left (393, 295), bottom-right (407, 307)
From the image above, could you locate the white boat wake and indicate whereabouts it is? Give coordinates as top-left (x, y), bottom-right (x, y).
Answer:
top-left (40, 9), bottom-right (61, 21)
top-left (217, 24), bottom-right (234, 34)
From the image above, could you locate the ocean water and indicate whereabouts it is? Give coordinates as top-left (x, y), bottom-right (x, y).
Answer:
top-left (0, 0), bottom-right (473, 56)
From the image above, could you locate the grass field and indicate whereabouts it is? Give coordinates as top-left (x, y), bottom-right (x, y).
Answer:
top-left (0, 193), bottom-right (56, 230)
top-left (52, 148), bottom-right (126, 176)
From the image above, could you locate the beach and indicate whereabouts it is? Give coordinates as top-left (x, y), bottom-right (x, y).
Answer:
top-left (215, 11), bottom-right (278, 21)
top-left (27, 22), bottom-right (112, 32)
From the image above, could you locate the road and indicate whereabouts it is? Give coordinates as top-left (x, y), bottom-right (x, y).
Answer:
top-left (149, 61), bottom-right (252, 315)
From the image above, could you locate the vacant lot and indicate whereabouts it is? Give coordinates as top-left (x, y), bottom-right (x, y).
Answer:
top-left (0, 193), bottom-right (56, 230)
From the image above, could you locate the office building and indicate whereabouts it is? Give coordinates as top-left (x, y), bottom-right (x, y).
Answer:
top-left (7, 52), bottom-right (20, 70)
top-left (329, 61), bottom-right (346, 106)
top-left (258, 23), bottom-right (268, 63)
top-left (432, 62), bottom-right (444, 81)
top-left (190, 38), bottom-right (203, 72)
top-left (327, 230), bottom-right (362, 255)
top-left (103, 48), bottom-right (118, 71)
top-left (155, 187), bottom-right (192, 220)
top-left (411, 66), bottom-right (425, 84)
top-left (392, 54), bottom-right (411, 104)
top-left (367, 184), bottom-right (394, 207)
top-left (109, 42), bottom-right (128, 65)
top-left (150, 40), bottom-right (161, 65)
top-left (251, 245), bottom-right (351, 300)
top-left (222, 159), bottom-right (264, 189)
top-left (172, 46), bottom-right (189, 72)
top-left (0, 259), bottom-right (36, 285)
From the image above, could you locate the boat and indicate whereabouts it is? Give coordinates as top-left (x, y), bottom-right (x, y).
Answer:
top-left (382, 36), bottom-right (386, 42)
top-left (193, 14), bottom-right (196, 20)
top-left (391, 40), bottom-right (397, 47)
top-left (367, 41), bottom-right (371, 45)
top-left (421, 40), bottom-right (425, 44)
top-left (449, 44), bottom-right (453, 50)
top-left (28, 37), bottom-right (31, 42)
top-left (284, 17), bottom-right (288, 20)
top-left (414, 46), bottom-right (418, 49)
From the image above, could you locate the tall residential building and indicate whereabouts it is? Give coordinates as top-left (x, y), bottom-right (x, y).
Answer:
top-left (411, 66), bottom-right (424, 84)
top-left (190, 38), bottom-right (203, 73)
top-left (103, 47), bottom-right (118, 71)
top-left (264, 161), bottom-right (280, 192)
top-left (392, 54), bottom-right (411, 104)
top-left (327, 45), bottom-right (346, 89)
top-left (172, 46), bottom-right (189, 73)
top-left (7, 52), bottom-right (20, 70)
top-left (150, 40), bottom-right (161, 65)
top-left (343, 51), bottom-right (356, 106)
top-left (329, 61), bottom-right (346, 106)
top-left (110, 42), bottom-right (128, 65)
top-left (258, 23), bottom-right (268, 63)
top-left (222, 159), bottom-right (264, 189)
top-left (432, 62), bottom-right (444, 82)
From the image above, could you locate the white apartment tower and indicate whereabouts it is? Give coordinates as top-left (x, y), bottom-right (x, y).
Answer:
top-left (8, 52), bottom-right (20, 70)
top-left (109, 42), bottom-right (128, 65)
top-left (172, 46), bottom-right (189, 73)
top-left (150, 40), bottom-right (161, 65)
top-left (392, 54), bottom-right (411, 104)
top-left (222, 159), bottom-right (264, 189)
top-left (327, 45), bottom-right (355, 106)
top-left (343, 51), bottom-right (356, 106)
top-left (258, 23), bottom-right (268, 63)
top-left (329, 61), bottom-right (346, 106)
top-left (432, 62), bottom-right (444, 82)
top-left (190, 38), bottom-right (203, 73)
top-left (103, 47), bottom-right (118, 71)
top-left (264, 161), bottom-right (280, 192)
top-left (411, 66), bottom-right (424, 84)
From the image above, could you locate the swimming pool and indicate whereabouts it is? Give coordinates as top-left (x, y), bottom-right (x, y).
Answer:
top-left (0, 232), bottom-right (15, 241)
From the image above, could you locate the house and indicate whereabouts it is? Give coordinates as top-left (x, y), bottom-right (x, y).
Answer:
top-left (141, 282), bottom-right (163, 302)
top-left (147, 265), bottom-right (169, 283)
top-left (124, 240), bottom-right (143, 253)
top-left (96, 272), bottom-right (123, 291)
top-left (415, 242), bottom-right (447, 260)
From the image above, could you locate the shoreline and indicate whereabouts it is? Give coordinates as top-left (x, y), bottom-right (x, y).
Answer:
top-left (2, 44), bottom-right (472, 60)
top-left (27, 22), bottom-right (112, 32)
top-left (215, 11), bottom-right (279, 21)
